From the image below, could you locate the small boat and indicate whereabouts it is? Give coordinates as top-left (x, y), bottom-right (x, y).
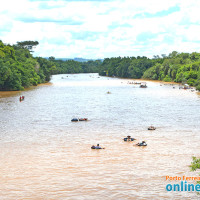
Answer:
top-left (107, 91), bottom-right (111, 94)
top-left (183, 84), bottom-right (190, 89)
top-left (136, 141), bottom-right (147, 146)
top-left (124, 135), bottom-right (136, 141)
top-left (148, 126), bottom-right (156, 130)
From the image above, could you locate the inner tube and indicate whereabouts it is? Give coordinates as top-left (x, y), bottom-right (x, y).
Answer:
top-left (79, 118), bottom-right (88, 121)
top-left (124, 138), bottom-right (135, 141)
top-left (71, 118), bottom-right (78, 122)
top-left (91, 146), bottom-right (104, 149)
top-left (137, 143), bottom-right (147, 146)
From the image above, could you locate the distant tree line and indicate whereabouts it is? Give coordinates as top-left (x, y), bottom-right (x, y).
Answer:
top-left (99, 51), bottom-right (200, 91)
top-left (98, 56), bottom-right (154, 78)
top-left (48, 56), bottom-right (101, 74)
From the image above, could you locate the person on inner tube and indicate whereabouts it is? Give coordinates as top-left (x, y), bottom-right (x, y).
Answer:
top-left (91, 144), bottom-right (102, 149)
top-left (95, 144), bottom-right (101, 149)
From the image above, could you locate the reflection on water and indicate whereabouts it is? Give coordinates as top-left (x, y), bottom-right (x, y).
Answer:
top-left (0, 73), bottom-right (200, 199)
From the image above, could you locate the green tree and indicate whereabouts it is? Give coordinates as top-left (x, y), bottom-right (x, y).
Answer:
top-left (190, 157), bottom-right (200, 184)
top-left (16, 41), bottom-right (39, 52)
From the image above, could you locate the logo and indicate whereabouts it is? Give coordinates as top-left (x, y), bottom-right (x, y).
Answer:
top-left (165, 176), bottom-right (200, 192)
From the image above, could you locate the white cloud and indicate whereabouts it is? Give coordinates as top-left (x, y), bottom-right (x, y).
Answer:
top-left (1, 0), bottom-right (200, 58)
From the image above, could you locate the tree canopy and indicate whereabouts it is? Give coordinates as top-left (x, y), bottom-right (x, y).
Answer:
top-left (16, 41), bottom-right (39, 52)
top-left (0, 40), bottom-right (102, 91)
top-left (0, 40), bottom-right (52, 90)
top-left (1, 40), bottom-right (200, 91)
top-left (98, 52), bottom-right (200, 91)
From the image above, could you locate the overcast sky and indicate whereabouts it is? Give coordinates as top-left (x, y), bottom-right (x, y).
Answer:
top-left (1, 0), bottom-right (200, 59)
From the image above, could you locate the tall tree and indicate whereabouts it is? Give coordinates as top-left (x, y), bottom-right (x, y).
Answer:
top-left (16, 41), bottom-right (39, 52)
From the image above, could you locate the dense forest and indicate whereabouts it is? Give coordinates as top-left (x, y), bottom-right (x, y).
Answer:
top-left (0, 40), bottom-right (50, 91)
top-left (99, 52), bottom-right (200, 91)
top-left (48, 56), bottom-right (101, 74)
top-left (0, 40), bottom-right (101, 91)
top-left (0, 40), bottom-right (200, 91)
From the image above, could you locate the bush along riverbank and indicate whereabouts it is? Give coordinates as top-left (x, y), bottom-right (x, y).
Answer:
top-left (98, 52), bottom-right (200, 91)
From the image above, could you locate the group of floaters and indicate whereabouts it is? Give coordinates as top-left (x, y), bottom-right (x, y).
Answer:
top-left (91, 137), bottom-right (147, 149)
top-left (71, 117), bottom-right (155, 149)
top-left (126, 81), bottom-right (147, 88)
top-left (90, 126), bottom-right (156, 149)
top-left (71, 118), bottom-right (88, 122)
top-left (124, 135), bottom-right (147, 146)
top-left (19, 96), bottom-right (25, 102)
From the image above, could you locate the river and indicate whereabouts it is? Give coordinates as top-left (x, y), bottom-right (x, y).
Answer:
top-left (0, 73), bottom-right (200, 199)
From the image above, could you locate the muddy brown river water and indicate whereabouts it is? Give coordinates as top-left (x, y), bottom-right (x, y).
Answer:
top-left (0, 73), bottom-right (200, 199)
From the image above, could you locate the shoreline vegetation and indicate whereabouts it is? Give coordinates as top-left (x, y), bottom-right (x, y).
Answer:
top-left (0, 40), bottom-right (100, 91)
top-left (0, 40), bottom-right (200, 91)
top-left (99, 53), bottom-right (200, 91)
top-left (0, 82), bottom-right (53, 98)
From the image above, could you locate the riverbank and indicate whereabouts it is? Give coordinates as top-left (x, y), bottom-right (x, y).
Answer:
top-left (0, 91), bottom-right (21, 98)
top-left (0, 82), bottom-right (52, 98)
top-left (105, 75), bottom-right (199, 92)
